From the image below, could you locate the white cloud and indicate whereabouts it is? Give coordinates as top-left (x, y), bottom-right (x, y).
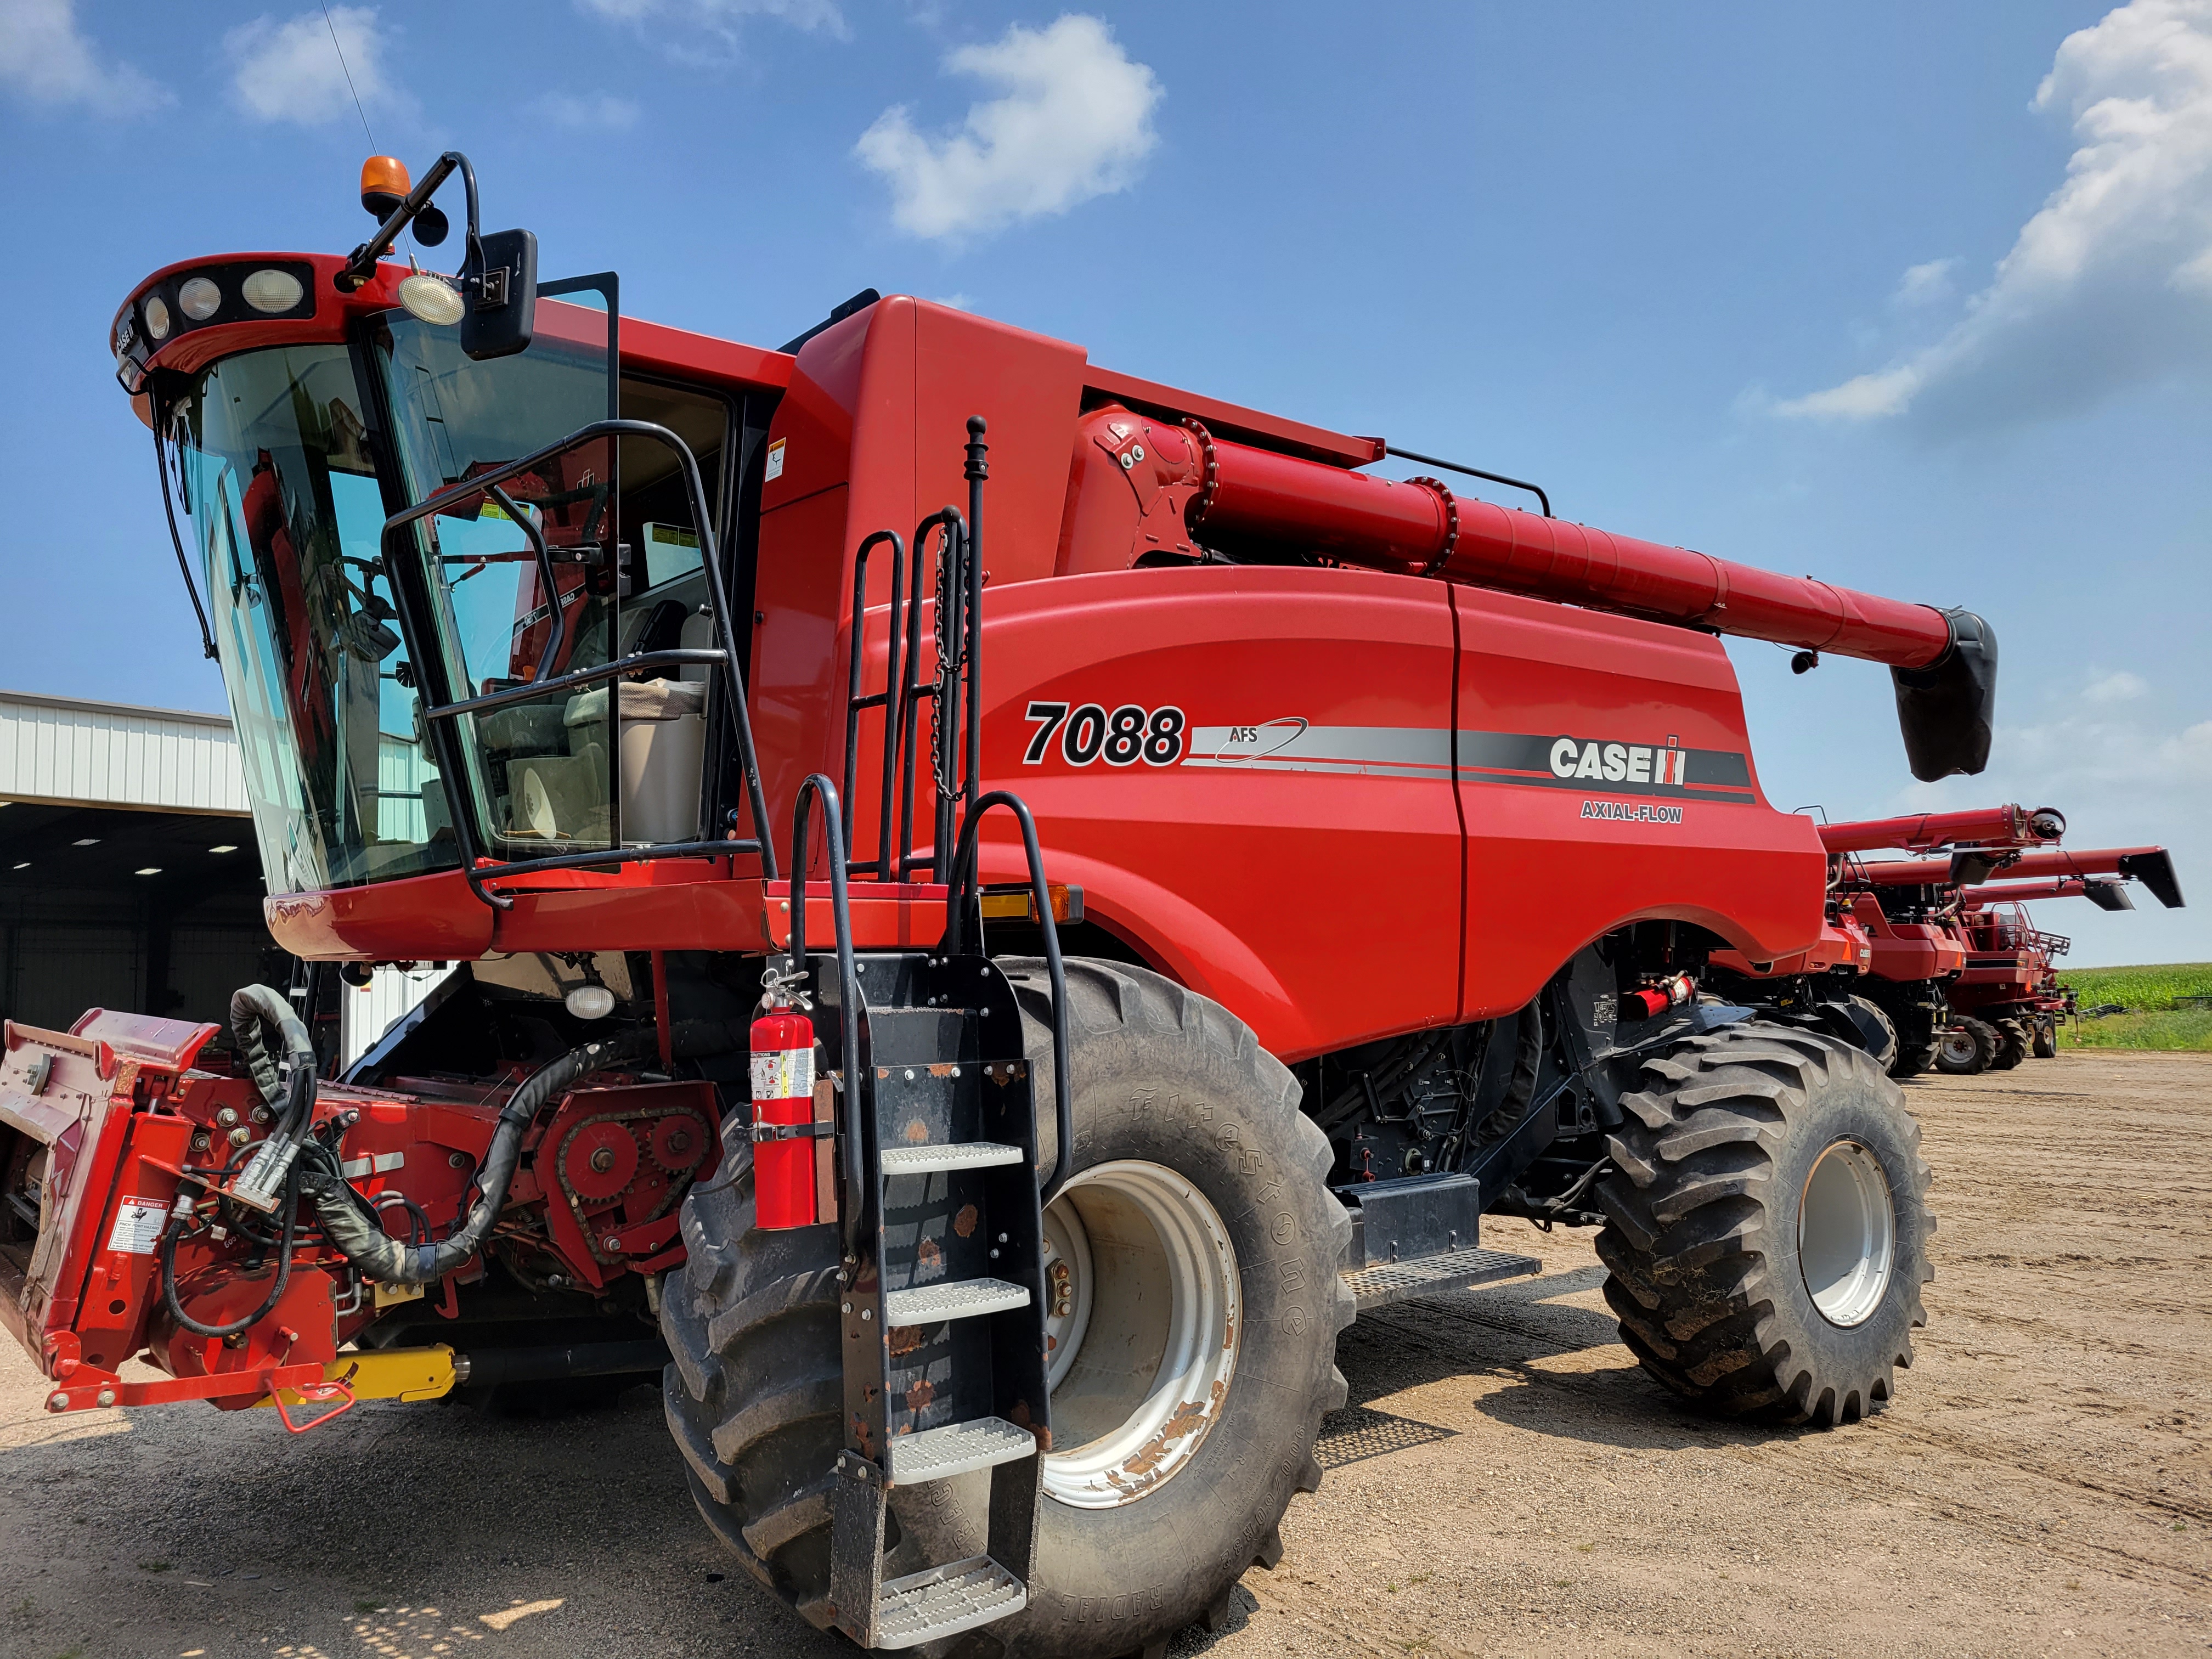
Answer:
top-left (0, 0), bottom-right (168, 117)
top-left (1892, 257), bottom-right (1961, 308)
top-left (575, 0), bottom-right (847, 58)
top-left (534, 90), bottom-right (641, 130)
top-left (856, 14), bottom-right (1161, 241)
top-left (1776, 0), bottom-right (2212, 430)
top-left (2085, 668), bottom-right (2153, 702)
top-left (227, 7), bottom-right (399, 127)
top-left (931, 293), bottom-right (973, 311)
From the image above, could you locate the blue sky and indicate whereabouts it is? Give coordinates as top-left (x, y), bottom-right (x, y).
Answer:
top-left (4, 1), bottom-right (2208, 964)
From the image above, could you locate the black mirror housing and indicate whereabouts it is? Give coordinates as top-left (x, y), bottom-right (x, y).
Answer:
top-left (461, 227), bottom-right (537, 362)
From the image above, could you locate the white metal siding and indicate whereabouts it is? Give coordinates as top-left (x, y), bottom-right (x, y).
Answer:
top-left (340, 962), bottom-right (455, 1066)
top-left (0, 692), bottom-right (247, 814)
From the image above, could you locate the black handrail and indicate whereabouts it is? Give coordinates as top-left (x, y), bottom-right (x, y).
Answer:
top-left (381, 417), bottom-right (778, 905)
top-left (432, 647), bottom-right (725, 720)
top-left (896, 507), bottom-right (963, 882)
top-left (785, 774), bottom-right (866, 1259)
top-left (840, 530), bottom-right (904, 882)
top-left (941, 791), bottom-right (1074, 1204)
top-left (1384, 444), bottom-right (1552, 518)
top-left (961, 419), bottom-right (988, 832)
top-left (484, 483), bottom-right (565, 686)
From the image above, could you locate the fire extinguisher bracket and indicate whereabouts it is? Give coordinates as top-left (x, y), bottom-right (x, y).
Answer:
top-left (751, 1121), bottom-right (837, 1141)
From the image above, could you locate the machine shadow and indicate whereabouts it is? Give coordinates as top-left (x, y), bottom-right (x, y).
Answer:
top-left (0, 1374), bottom-right (844, 1656)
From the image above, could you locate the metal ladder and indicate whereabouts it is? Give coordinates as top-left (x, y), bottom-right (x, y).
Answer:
top-left (793, 414), bottom-right (1073, 1647)
top-left (786, 778), bottom-right (1069, 1651)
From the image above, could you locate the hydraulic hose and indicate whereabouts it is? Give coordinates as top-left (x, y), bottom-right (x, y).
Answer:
top-left (227, 985), bottom-right (319, 1211)
top-left (300, 1031), bottom-right (652, 1285)
top-left (159, 1165), bottom-right (302, 1339)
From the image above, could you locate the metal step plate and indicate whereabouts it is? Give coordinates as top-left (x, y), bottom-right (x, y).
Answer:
top-left (1340, 1246), bottom-right (1542, 1313)
top-left (879, 1141), bottom-right (1025, 1176)
top-left (887, 1415), bottom-right (1036, 1486)
top-left (876, 1554), bottom-right (1027, 1649)
top-left (882, 1276), bottom-right (1031, 1327)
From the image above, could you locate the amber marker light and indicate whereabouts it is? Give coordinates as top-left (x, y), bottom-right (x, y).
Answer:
top-left (361, 154), bottom-right (412, 217)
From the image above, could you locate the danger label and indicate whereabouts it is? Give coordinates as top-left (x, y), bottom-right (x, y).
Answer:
top-left (106, 1198), bottom-right (166, 1256)
top-left (751, 1047), bottom-right (814, 1102)
top-left (764, 437), bottom-right (787, 482)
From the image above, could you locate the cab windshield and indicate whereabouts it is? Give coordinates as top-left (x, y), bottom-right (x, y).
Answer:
top-left (174, 343), bottom-right (455, 893)
top-left (170, 299), bottom-right (732, 894)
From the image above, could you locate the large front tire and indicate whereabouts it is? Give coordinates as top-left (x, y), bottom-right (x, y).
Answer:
top-left (1594, 1024), bottom-right (1934, 1427)
top-left (661, 958), bottom-right (1352, 1657)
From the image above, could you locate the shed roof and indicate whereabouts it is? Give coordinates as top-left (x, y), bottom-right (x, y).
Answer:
top-left (0, 689), bottom-right (246, 816)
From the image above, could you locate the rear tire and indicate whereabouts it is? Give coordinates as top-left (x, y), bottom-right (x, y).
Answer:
top-left (2031, 1019), bottom-right (2059, 1059)
top-left (1844, 995), bottom-right (1899, 1073)
top-left (1594, 1023), bottom-right (1934, 1426)
top-left (660, 958), bottom-right (1352, 1657)
top-left (1934, 1017), bottom-right (1997, 1075)
top-left (1990, 1018), bottom-right (2029, 1071)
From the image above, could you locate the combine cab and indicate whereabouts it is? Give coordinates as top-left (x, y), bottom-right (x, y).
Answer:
top-left (1, 150), bottom-right (2019, 1654)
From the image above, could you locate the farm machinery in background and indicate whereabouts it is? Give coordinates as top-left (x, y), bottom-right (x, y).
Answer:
top-left (1705, 804), bottom-right (2186, 1076)
top-left (6, 149), bottom-right (2021, 1656)
top-left (1847, 838), bottom-right (2183, 1074)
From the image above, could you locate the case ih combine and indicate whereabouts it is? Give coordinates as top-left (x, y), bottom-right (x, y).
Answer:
top-left (1847, 838), bottom-right (2183, 1074)
top-left (3, 154), bottom-right (2012, 1655)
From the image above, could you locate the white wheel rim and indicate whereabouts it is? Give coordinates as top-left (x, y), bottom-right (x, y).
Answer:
top-left (1937, 1029), bottom-right (1978, 1066)
top-left (1798, 1138), bottom-right (1895, 1329)
top-left (1039, 1159), bottom-right (1239, 1510)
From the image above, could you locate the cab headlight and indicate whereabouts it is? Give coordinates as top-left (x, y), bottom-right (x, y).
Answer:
top-left (398, 272), bottom-right (466, 327)
top-left (143, 294), bottom-right (172, 340)
top-left (179, 276), bottom-right (222, 321)
top-left (241, 268), bottom-right (304, 313)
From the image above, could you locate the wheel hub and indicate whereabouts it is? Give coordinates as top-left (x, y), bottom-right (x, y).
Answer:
top-left (1798, 1137), bottom-right (1896, 1328)
top-left (1037, 1160), bottom-right (1239, 1510)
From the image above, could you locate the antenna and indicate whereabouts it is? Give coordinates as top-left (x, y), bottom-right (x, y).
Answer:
top-left (322, 2), bottom-right (376, 151)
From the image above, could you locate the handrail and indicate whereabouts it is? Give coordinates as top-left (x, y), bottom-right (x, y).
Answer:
top-left (896, 507), bottom-right (964, 882)
top-left (484, 483), bottom-right (565, 687)
top-left (785, 774), bottom-right (866, 1258)
top-left (840, 531), bottom-right (904, 882)
top-left (940, 791), bottom-right (1074, 1204)
top-left (430, 647), bottom-right (725, 720)
top-left (379, 417), bottom-right (778, 906)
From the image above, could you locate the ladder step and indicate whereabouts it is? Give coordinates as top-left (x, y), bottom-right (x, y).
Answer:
top-left (882, 1277), bottom-right (1030, 1327)
top-left (876, 1554), bottom-right (1026, 1650)
top-left (1339, 1245), bottom-right (1542, 1313)
top-left (879, 1141), bottom-right (1024, 1176)
top-left (888, 1415), bottom-right (1036, 1486)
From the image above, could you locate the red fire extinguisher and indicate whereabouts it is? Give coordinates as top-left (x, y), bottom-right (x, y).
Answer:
top-left (751, 966), bottom-right (818, 1230)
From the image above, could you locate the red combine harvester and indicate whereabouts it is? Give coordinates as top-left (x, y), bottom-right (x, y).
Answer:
top-left (1852, 844), bottom-right (2183, 1072)
top-left (3, 154), bottom-right (2004, 1655)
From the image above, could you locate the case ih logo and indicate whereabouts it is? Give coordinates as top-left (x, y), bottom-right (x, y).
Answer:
top-left (1462, 731), bottom-right (1758, 804)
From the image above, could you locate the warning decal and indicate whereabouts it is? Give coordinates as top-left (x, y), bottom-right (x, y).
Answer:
top-left (106, 1197), bottom-right (167, 1256)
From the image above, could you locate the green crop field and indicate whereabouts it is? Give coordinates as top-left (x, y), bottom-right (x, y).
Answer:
top-left (2057, 962), bottom-right (2212, 1050)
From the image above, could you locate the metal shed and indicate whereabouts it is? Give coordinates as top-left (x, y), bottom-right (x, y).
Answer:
top-left (0, 690), bottom-right (441, 1063)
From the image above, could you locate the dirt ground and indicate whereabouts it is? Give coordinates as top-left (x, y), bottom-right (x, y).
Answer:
top-left (2, 1051), bottom-right (2207, 1659)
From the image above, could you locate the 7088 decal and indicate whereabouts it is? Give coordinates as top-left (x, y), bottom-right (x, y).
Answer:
top-left (1024, 701), bottom-right (1187, 767)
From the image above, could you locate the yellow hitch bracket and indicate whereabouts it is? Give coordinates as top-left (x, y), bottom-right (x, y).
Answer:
top-left (256, 1345), bottom-right (458, 1408)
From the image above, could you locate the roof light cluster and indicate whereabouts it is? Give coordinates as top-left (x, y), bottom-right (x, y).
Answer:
top-left (112, 261), bottom-right (314, 392)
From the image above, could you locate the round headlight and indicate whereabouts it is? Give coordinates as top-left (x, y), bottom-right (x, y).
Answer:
top-left (179, 276), bottom-right (222, 321)
top-left (241, 268), bottom-right (303, 313)
top-left (398, 272), bottom-right (466, 328)
top-left (565, 983), bottom-right (617, 1021)
top-left (143, 294), bottom-right (172, 341)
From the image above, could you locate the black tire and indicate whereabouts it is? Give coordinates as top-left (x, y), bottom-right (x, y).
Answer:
top-left (1990, 1018), bottom-right (2029, 1071)
top-left (1845, 995), bottom-right (1899, 1073)
top-left (2031, 1019), bottom-right (2059, 1059)
top-left (1890, 1038), bottom-right (1938, 1080)
top-left (1594, 1023), bottom-right (1934, 1426)
top-left (661, 957), bottom-right (1352, 1657)
top-left (1933, 1017), bottom-right (1997, 1075)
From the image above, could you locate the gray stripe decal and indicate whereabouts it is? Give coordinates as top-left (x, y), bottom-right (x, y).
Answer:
top-left (1181, 723), bottom-right (1451, 776)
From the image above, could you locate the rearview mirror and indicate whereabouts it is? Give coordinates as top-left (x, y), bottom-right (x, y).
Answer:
top-left (461, 227), bottom-right (538, 362)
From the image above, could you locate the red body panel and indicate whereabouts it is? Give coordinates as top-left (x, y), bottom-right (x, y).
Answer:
top-left (134, 275), bottom-right (1893, 1058)
top-left (1850, 894), bottom-right (1967, 984)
